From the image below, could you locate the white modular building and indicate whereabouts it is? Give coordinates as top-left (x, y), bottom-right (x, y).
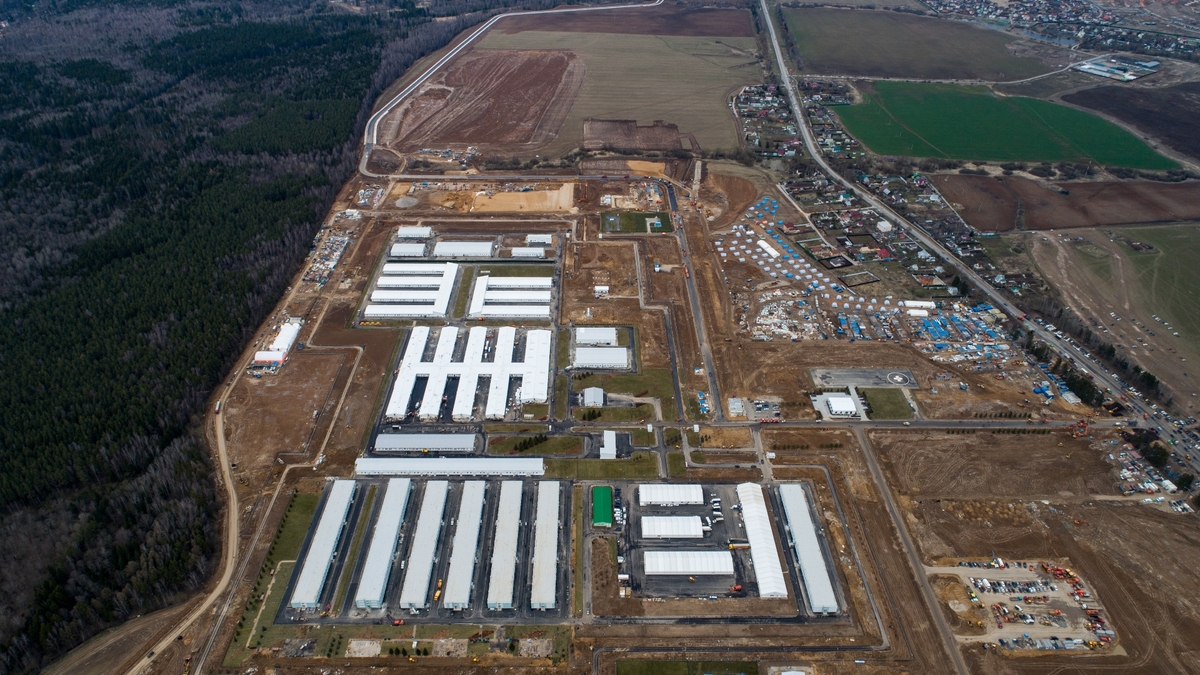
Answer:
top-left (373, 434), bottom-right (477, 453)
top-left (395, 226), bottom-right (432, 239)
top-left (443, 481), bottom-right (486, 610)
top-left (434, 240), bottom-right (494, 258)
top-left (643, 550), bottom-right (734, 575)
top-left (641, 516), bottom-right (704, 539)
top-left (638, 483), bottom-right (704, 506)
top-left (600, 429), bottom-right (617, 460)
top-left (511, 247), bottom-right (545, 258)
top-left (582, 387), bottom-right (605, 407)
top-left (530, 481), bottom-right (560, 610)
top-left (572, 347), bottom-right (629, 369)
top-left (356, 458), bottom-right (544, 476)
top-left (575, 326), bottom-right (618, 346)
top-left (825, 395), bottom-right (858, 418)
top-left (468, 275), bottom-right (554, 319)
top-left (757, 239), bottom-right (781, 259)
top-left (779, 483), bottom-right (839, 614)
top-left (736, 483), bottom-right (788, 598)
top-left (364, 262), bottom-right (459, 318)
top-left (290, 480), bottom-right (357, 609)
top-left (526, 234), bottom-right (553, 245)
top-left (383, 325), bottom-right (552, 423)
top-left (398, 481), bottom-right (449, 609)
top-left (389, 242), bottom-right (426, 257)
top-left (354, 478), bottom-right (412, 609)
top-left (254, 320), bottom-right (303, 365)
top-left (487, 481), bottom-right (523, 610)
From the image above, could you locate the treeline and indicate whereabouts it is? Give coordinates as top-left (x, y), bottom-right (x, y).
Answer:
top-left (0, 0), bottom-right (616, 672)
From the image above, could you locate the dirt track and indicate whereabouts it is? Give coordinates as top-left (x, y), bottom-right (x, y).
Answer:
top-left (496, 6), bottom-right (755, 37)
top-left (932, 174), bottom-right (1200, 231)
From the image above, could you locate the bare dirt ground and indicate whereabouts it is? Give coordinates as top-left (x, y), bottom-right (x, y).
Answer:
top-left (583, 119), bottom-right (698, 152)
top-left (472, 182), bottom-right (577, 213)
top-left (932, 174), bottom-right (1200, 231)
top-left (869, 429), bottom-right (1115, 499)
top-left (1063, 81), bottom-right (1200, 162)
top-left (931, 574), bottom-right (988, 636)
top-left (381, 49), bottom-right (583, 152)
top-left (495, 5), bottom-right (755, 37)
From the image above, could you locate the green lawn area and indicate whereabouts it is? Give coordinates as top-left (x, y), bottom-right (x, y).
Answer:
top-left (479, 263), bottom-right (556, 277)
top-left (554, 374), bottom-right (568, 420)
top-left (783, 8), bottom-right (1046, 81)
top-left (451, 266), bottom-right (475, 318)
top-left (601, 211), bottom-right (673, 233)
top-left (861, 388), bottom-right (913, 420)
top-left (630, 428), bottom-right (656, 447)
top-left (556, 328), bottom-right (570, 370)
top-left (1071, 242), bottom-right (1114, 283)
top-left (572, 485), bottom-right (584, 616)
top-left (573, 403), bottom-right (656, 423)
top-left (573, 369), bottom-right (678, 419)
top-left (616, 660), bottom-right (759, 675)
top-left (484, 423), bottom-right (545, 434)
top-left (224, 492), bottom-right (319, 666)
top-left (836, 82), bottom-right (1176, 169)
top-left (506, 625), bottom-right (572, 664)
top-left (488, 434), bottom-right (583, 456)
top-left (666, 451), bottom-right (686, 478)
top-left (545, 451), bottom-right (660, 479)
top-left (1110, 225), bottom-right (1200, 357)
top-left (479, 32), bottom-right (759, 155)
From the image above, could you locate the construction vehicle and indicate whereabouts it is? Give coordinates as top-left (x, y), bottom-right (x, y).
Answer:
top-left (730, 584), bottom-right (743, 592)
top-left (433, 589), bottom-right (442, 602)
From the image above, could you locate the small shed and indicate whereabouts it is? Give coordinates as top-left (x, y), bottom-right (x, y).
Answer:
top-left (582, 387), bottom-right (605, 407)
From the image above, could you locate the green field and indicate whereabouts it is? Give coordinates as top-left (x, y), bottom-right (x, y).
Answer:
top-left (488, 435), bottom-right (583, 456)
top-left (602, 211), bottom-right (673, 233)
top-left (1110, 225), bottom-right (1200, 353)
top-left (861, 388), bottom-right (913, 420)
top-left (837, 82), bottom-right (1176, 169)
top-left (545, 451), bottom-right (660, 479)
top-left (616, 660), bottom-right (759, 675)
top-left (666, 451), bottom-right (687, 478)
top-left (479, 31), bottom-right (759, 154)
top-left (573, 369), bottom-right (678, 420)
top-left (783, 9), bottom-right (1047, 81)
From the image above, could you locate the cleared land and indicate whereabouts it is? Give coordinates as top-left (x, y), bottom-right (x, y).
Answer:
top-left (1064, 81), bottom-right (1200, 161)
top-left (478, 31), bottom-right (760, 155)
top-left (381, 49), bottom-right (582, 151)
top-left (932, 175), bottom-right (1200, 231)
top-left (497, 5), bottom-right (754, 37)
top-left (782, 9), bottom-right (1049, 81)
top-left (838, 82), bottom-right (1177, 169)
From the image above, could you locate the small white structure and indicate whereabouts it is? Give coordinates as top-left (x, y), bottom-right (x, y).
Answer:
top-left (582, 387), bottom-right (605, 407)
top-left (638, 484), bottom-right (704, 506)
top-left (641, 516), bottom-right (704, 539)
top-left (825, 395), bottom-right (858, 418)
top-left (373, 434), bottom-right (476, 453)
top-left (643, 550), bottom-right (734, 576)
top-left (355, 458), bottom-right (544, 476)
top-left (728, 398), bottom-right (745, 417)
top-left (736, 483), bottom-right (788, 598)
top-left (433, 240), bottom-right (493, 258)
top-left (511, 247), bottom-right (545, 258)
top-left (487, 481), bottom-right (523, 610)
top-left (254, 319), bottom-right (303, 366)
top-left (575, 327), bottom-right (618, 346)
top-left (526, 234), bottom-right (553, 245)
top-left (757, 239), bottom-right (781, 259)
top-left (600, 430), bottom-right (617, 460)
top-left (530, 481), bottom-right (561, 610)
top-left (290, 480), bottom-right (356, 609)
top-left (396, 226), bottom-right (432, 239)
top-left (573, 347), bottom-right (629, 369)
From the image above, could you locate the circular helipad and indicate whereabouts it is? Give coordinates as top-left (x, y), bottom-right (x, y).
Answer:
top-left (886, 371), bottom-right (915, 386)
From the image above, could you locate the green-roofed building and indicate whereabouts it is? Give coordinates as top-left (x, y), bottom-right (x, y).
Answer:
top-left (592, 485), bottom-right (613, 528)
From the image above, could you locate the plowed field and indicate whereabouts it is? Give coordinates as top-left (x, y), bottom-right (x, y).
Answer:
top-left (496, 5), bottom-right (754, 37)
top-left (932, 174), bottom-right (1200, 231)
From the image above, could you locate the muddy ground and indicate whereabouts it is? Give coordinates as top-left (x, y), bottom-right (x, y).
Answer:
top-left (495, 5), bottom-right (755, 37)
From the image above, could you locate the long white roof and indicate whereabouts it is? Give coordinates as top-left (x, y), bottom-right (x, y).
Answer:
top-left (376, 276), bottom-right (444, 288)
top-left (638, 483), bottom-right (704, 506)
top-left (290, 480), bottom-right (356, 609)
top-left (364, 304), bottom-right (450, 318)
top-left (779, 483), bottom-right (839, 614)
top-left (573, 347), bottom-right (629, 369)
top-left (736, 483), bottom-right (788, 598)
top-left (443, 481), bottom-right (486, 610)
top-left (355, 457), bottom-right (544, 476)
top-left (390, 243), bottom-right (426, 257)
top-left (384, 325), bottom-right (552, 422)
top-left (395, 226), bottom-right (432, 239)
top-left (530, 481), bottom-right (560, 609)
top-left (575, 326), bottom-right (618, 345)
top-left (373, 434), bottom-right (476, 453)
top-left (354, 479), bottom-right (411, 609)
top-left (382, 262), bottom-right (457, 276)
top-left (484, 276), bottom-right (553, 288)
top-left (641, 516), bottom-right (704, 539)
top-left (434, 241), bottom-right (494, 257)
top-left (511, 247), bottom-right (545, 258)
top-left (484, 290), bottom-right (553, 303)
top-left (643, 550), bottom-right (734, 575)
top-left (398, 481), bottom-right (448, 609)
top-left (269, 322), bottom-right (302, 352)
top-left (487, 481), bottom-right (523, 610)
top-left (369, 262), bottom-right (458, 318)
top-left (468, 275), bottom-right (553, 318)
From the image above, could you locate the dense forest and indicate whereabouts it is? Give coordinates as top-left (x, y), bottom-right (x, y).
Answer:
top-left (0, 0), bottom-right (607, 672)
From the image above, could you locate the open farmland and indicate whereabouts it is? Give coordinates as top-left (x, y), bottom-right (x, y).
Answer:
top-left (782, 9), bottom-right (1050, 81)
top-left (932, 175), bottom-right (1200, 231)
top-left (477, 31), bottom-right (760, 156)
top-left (1063, 81), bottom-right (1200, 162)
top-left (837, 82), bottom-right (1178, 169)
top-left (496, 4), bottom-right (754, 37)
